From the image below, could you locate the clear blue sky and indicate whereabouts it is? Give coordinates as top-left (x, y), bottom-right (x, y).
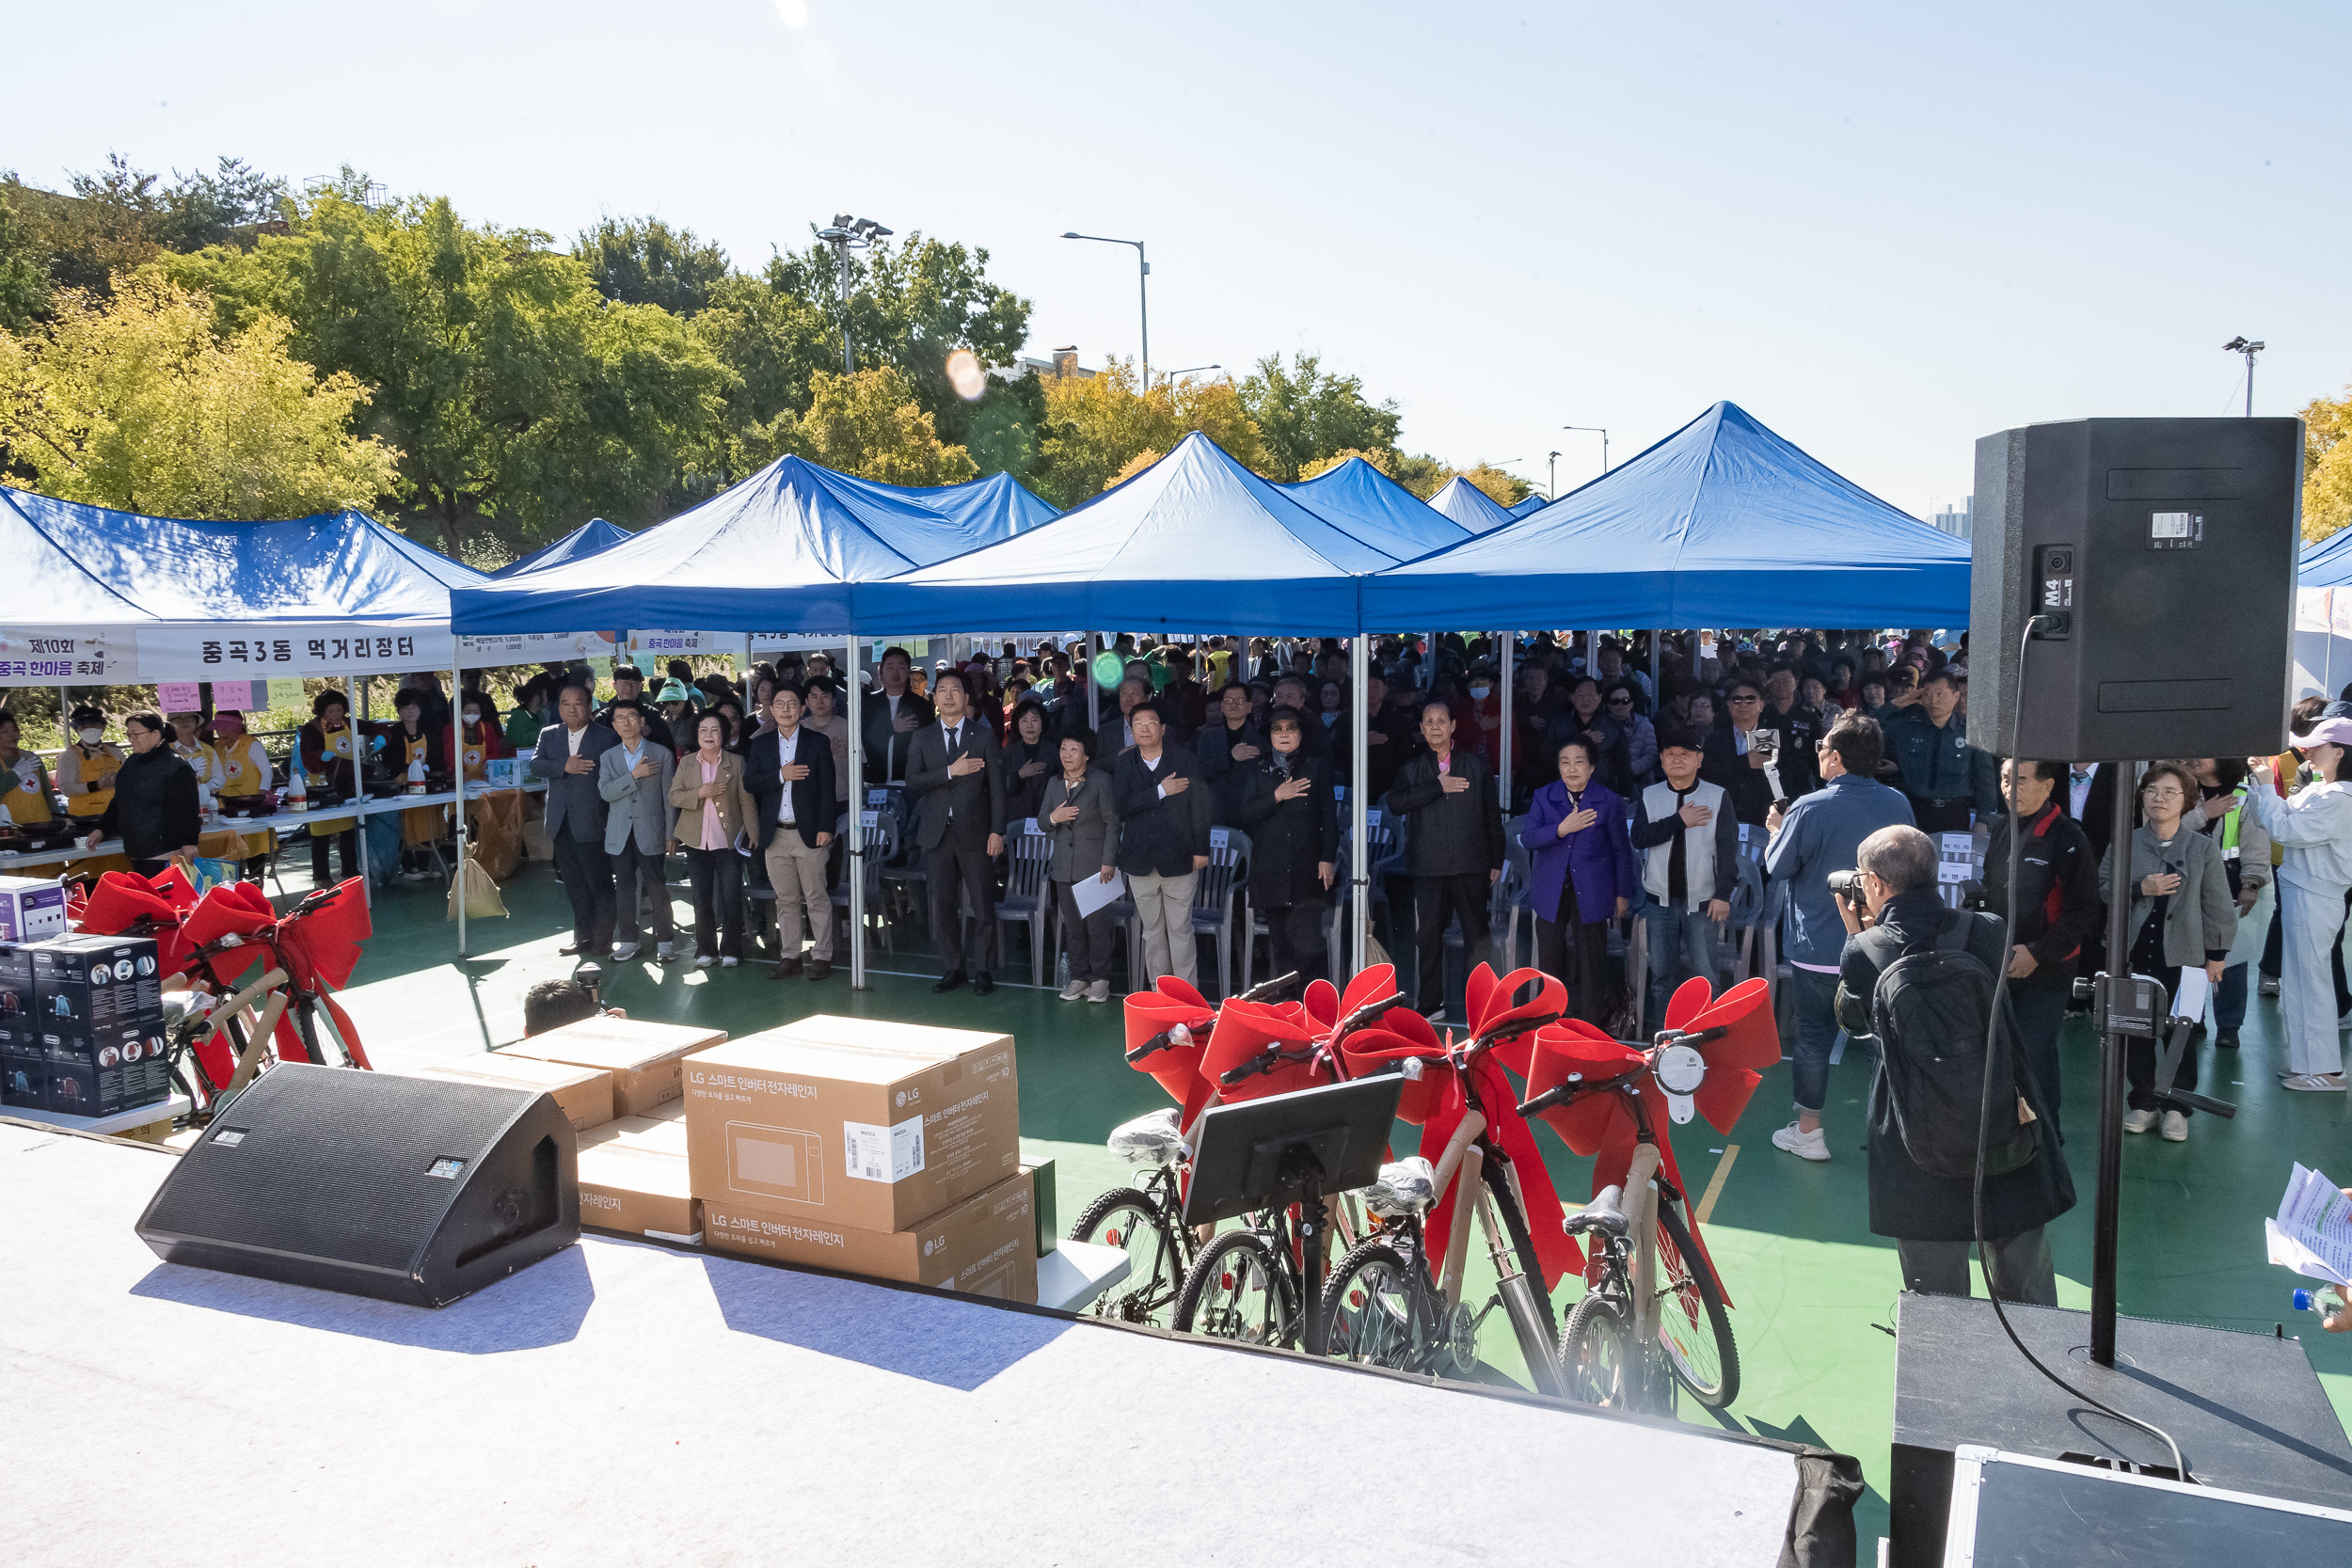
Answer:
top-left (9, 0), bottom-right (2344, 517)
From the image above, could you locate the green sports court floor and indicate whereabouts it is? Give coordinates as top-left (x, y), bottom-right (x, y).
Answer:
top-left (327, 856), bottom-right (2352, 1545)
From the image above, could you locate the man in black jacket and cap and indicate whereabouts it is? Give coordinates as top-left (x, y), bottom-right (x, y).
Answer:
top-left (1386, 698), bottom-right (1504, 1021)
top-left (1835, 824), bottom-right (2074, 1303)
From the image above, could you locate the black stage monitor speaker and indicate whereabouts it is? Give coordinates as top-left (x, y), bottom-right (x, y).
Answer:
top-left (137, 1063), bottom-right (580, 1307)
top-left (1971, 417), bottom-right (2303, 762)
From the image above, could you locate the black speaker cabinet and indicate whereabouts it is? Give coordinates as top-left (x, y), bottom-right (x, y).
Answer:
top-left (1972, 417), bottom-right (2303, 762)
top-left (137, 1063), bottom-right (580, 1307)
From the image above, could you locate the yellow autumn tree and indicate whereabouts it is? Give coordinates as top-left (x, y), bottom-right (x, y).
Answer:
top-left (0, 271), bottom-right (399, 518)
top-left (1033, 358), bottom-right (1270, 500)
top-left (1297, 447), bottom-right (1394, 481)
top-left (743, 364), bottom-right (977, 485)
top-left (2303, 387), bottom-right (2352, 544)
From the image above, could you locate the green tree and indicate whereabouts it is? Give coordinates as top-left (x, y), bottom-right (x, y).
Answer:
top-left (1238, 352), bottom-right (1402, 482)
top-left (2304, 388), bottom-right (2352, 544)
top-left (0, 187), bottom-right (49, 329)
top-left (0, 271), bottom-right (398, 518)
top-left (1391, 452), bottom-right (1452, 499)
top-left (3, 155), bottom-right (286, 298)
top-left (1457, 461), bottom-right (1532, 505)
top-left (167, 185), bottom-right (734, 552)
top-left (576, 215), bottom-right (731, 316)
top-left (690, 270), bottom-right (837, 483)
top-left (1031, 359), bottom-right (1268, 504)
top-left (745, 366), bottom-right (977, 485)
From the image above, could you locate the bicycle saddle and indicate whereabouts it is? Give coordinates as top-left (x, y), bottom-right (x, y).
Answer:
top-left (1564, 1184), bottom-right (1629, 1238)
top-left (1106, 1107), bottom-right (1186, 1166)
top-left (1359, 1156), bottom-right (1437, 1217)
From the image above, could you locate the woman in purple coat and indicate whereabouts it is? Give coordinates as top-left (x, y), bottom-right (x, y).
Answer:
top-left (1522, 736), bottom-right (1640, 1025)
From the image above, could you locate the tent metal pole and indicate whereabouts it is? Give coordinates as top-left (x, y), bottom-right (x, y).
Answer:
top-left (346, 671), bottom-right (369, 910)
top-left (1087, 632), bottom-right (1100, 732)
top-left (1350, 632), bottom-right (1370, 978)
top-left (453, 659), bottom-right (467, 959)
top-left (847, 626), bottom-right (866, 990)
top-left (1499, 631), bottom-right (1513, 816)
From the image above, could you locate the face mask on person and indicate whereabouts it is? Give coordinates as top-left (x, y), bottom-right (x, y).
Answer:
top-left (463, 710), bottom-right (481, 725)
top-left (77, 729), bottom-right (102, 746)
top-left (1470, 685), bottom-right (1490, 700)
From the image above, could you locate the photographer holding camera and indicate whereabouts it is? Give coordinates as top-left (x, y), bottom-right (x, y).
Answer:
top-left (1834, 825), bottom-right (2074, 1303)
top-left (1762, 715), bottom-right (1915, 1163)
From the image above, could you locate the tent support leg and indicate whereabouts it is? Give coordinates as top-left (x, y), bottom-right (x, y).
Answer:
top-left (848, 626), bottom-right (867, 990)
top-left (1350, 633), bottom-right (1369, 979)
top-left (1499, 631), bottom-right (1513, 816)
top-left (347, 672), bottom-right (370, 911)
top-left (1087, 632), bottom-right (1100, 732)
top-left (453, 660), bottom-right (467, 959)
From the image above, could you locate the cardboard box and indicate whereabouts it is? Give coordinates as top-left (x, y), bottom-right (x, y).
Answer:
top-left (580, 1113), bottom-right (690, 1156)
top-left (40, 1026), bottom-right (165, 1117)
top-left (0, 944), bottom-right (31, 1022)
top-left (420, 1053), bottom-right (613, 1132)
top-left (704, 1167), bottom-right (1037, 1301)
top-left (2, 1022), bottom-right (44, 1108)
top-left (576, 1143), bottom-right (701, 1243)
top-left (498, 1018), bottom-right (723, 1117)
top-left (684, 1016), bottom-right (1019, 1233)
top-left (0, 878), bottom-right (68, 945)
top-left (31, 935), bottom-right (163, 1032)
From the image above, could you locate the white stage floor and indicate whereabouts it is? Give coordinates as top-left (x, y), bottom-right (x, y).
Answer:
top-left (3, 1118), bottom-right (1834, 1566)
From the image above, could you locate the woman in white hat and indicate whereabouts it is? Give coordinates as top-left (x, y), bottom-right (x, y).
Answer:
top-left (2243, 715), bottom-right (2352, 1091)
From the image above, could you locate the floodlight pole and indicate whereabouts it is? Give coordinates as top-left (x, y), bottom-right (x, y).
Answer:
top-left (2223, 336), bottom-right (2265, 417)
top-left (1564, 424), bottom-right (1609, 473)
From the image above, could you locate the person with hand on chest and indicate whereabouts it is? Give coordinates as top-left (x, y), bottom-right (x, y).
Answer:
top-left (1385, 698), bottom-right (1504, 1022)
top-left (1113, 705), bottom-right (1213, 990)
top-left (1043, 731), bottom-right (1120, 1003)
top-left (1630, 727), bottom-right (1738, 1029)
top-left (1522, 736), bottom-right (1639, 1027)
top-left (906, 671), bottom-right (1005, 994)
top-left (531, 682), bottom-right (620, 961)
top-left (2103, 761), bottom-right (2237, 1139)
top-left (748, 687), bottom-right (836, 981)
top-left (1196, 681), bottom-right (1265, 826)
top-left (1240, 706), bottom-right (1339, 997)
top-left (597, 700), bottom-right (680, 965)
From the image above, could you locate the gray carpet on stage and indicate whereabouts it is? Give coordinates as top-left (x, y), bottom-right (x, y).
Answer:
top-left (3, 1120), bottom-right (1804, 1566)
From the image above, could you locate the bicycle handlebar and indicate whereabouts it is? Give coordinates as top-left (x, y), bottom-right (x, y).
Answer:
top-left (1219, 1047), bottom-right (1313, 1087)
top-left (1127, 1017), bottom-right (1214, 1066)
top-left (1514, 1022), bottom-right (1728, 1118)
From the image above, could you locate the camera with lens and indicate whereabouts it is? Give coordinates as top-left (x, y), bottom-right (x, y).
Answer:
top-left (1827, 868), bottom-right (1866, 909)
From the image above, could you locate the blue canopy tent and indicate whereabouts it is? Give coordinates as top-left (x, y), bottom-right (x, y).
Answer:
top-left (1427, 475), bottom-right (1519, 534)
top-left (2300, 527), bottom-right (2352, 589)
top-left (857, 432), bottom-right (1398, 635)
top-left (1282, 456), bottom-right (1473, 562)
top-left (1506, 494), bottom-right (1548, 519)
top-left (494, 516), bottom-right (631, 578)
top-left (2292, 530), bottom-right (2352, 698)
top-left (879, 469), bottom-right (1058, 545)
top-left (1365, 401), bottom-right (1971, 628)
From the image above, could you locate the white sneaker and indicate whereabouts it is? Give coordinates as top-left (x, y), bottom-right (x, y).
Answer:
top-left (610, 942), bottom-right (641, 962)
top-left (722, 957), bottom-right (739, 969)
top-left (1058, 979), bottom-right (1087, 1002)
top-left (1086, 979), bottom-right (1111, 1003)
top-left (694, 955), bottom-right (716, 970)
top-left (1771, 1121), bottom-right (1830, 1162)
top-left (656, 942), bottom-right (676, 964)
top-left (2122, 1108), bottom-right (2158, 1132)
top-left (2159, 1110), bottom-right (2188, 1141)
top-left (2281, 1072), bottom-right (2347, 1092)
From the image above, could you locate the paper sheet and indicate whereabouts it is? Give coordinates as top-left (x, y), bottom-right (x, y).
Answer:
top-left (2265, 1163), bottom-right (2352, 1287)
top-left (2169, 965), bottom-right (2211, 1026)
top-left (1072, 870), bottom-right (1125, 918)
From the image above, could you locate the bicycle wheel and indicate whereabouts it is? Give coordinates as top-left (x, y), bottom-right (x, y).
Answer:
top-left (1174, 1230), bottom-right (1295, 1346)
top-left (1654, 1200), bottom-right (1740, 1408)
top-left (1558, 1288), bottom-right (1634, 1408)
top-left (1070, 1188), bottom-right (1185, 1328)
top-left (1318, 1237), bottom-right (1425, 1370)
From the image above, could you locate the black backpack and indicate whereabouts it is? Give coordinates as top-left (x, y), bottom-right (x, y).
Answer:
top-left (1862, 911), bottom-right (2041, 1180)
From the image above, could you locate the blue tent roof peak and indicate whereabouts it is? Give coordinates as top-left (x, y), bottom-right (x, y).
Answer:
top-left (494, 516), bottom-right (631, 578)
top-left (1427, 475), bottom-right (1519, 533)
top-left (1282, 456), bottom-right (1473, 560)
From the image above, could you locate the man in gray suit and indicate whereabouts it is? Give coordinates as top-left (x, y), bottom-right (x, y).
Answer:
top-left (532, 681), bottom-right (620, 958)
top-left (904, 670), bottom-right (1005, 994)
top-left (598, 700), bottom-right (678, 963)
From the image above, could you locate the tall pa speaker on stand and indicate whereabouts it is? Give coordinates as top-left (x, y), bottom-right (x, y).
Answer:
top-left (137, 1063), bottom-right (580, 1307)
top-left (1883, 419), bottom-right (2350, 1568)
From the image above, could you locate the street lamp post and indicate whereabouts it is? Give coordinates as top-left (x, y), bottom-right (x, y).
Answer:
top-left (2223, 336), bottom-right (2265, 417)
top-left (1159, 363), bottom-right (1219, 388)
top-left (815, 214), bottom-right (893, 372)
top-left (1062, 231), bottom-right (1149, 391)
top-left (1547, 449), bottom-right (1561, 501)
top-left (1564, 424), bottom-right (1609, 473)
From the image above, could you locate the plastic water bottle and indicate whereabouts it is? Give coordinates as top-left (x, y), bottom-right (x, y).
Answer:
top-left (285, 767), bottom-right (308, 810)
top-left (2292, 1286), bottom-right (2345, 1321)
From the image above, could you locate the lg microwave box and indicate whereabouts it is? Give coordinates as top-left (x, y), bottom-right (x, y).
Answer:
top-left (31, 934), bottom-right (162, 1031)
top-left (418, 1053), bottom-right (614, 1132)
top-left (705, 1166), bottom-right (1036, 1301)
top-left (0, 878), bottom-right (68, 945)
top-left (576, 1143), bottom-right (701, 1243)
top-left (581, 1112), bottom-right (690, 1156)
top-left (684, 1016), bottom-right (1019, 1233)
top-left (498, 1018), bottom-right (724, 1118)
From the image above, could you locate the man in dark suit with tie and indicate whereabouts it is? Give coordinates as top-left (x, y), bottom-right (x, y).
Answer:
top-left (862, 644), bottom-right (934, 784)
top-left (531, 681), bottom-right (622, 959)
top-left (746, 686), bottom-right (838, 981)
top-left (904, 669), bottom-right (1006, 994)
